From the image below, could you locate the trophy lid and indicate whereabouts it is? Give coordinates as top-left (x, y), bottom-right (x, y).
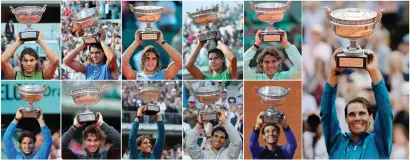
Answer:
top-left (251, 2), bottom-right (290, 12)
top-left (328, 8), bottom-right (378, 25)
top-left (10, 5), bottom-right (47, 25)
top-left (187, 4), bottom-right (219, 25)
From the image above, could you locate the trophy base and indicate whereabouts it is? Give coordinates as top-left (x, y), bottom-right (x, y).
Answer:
top-left (143, 104), bottom-right (160, 115)
top-left (83, 33), bottom-right (100, 44)
top-left (261, 109), bottom-right (283, 124)
top-left (140, 31), bottom-right (160, 41)
top-left (77, 112), bottom-right (98, 123)
top-left (21, 109), bottom-right (40, 119)
top-left (19, 31), bottom-right (39, 42)
top-left (198, 30), bottom-right (217, 42)
top-left (201, 113), bottom-right (218, 121)
top-left (261, 31), bottom-right (283, 42)
top-left (336, 49), bottom-right (369, 68)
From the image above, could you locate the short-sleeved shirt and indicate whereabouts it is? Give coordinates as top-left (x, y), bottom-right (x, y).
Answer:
top-left (204, 69), bottom-right (231, 80)
top-left (85, 64), bottom-right (113, 80)
top-left (137, 70), bottom-right (165, 80)
top-left (15, 71), bottom-right (43, 80)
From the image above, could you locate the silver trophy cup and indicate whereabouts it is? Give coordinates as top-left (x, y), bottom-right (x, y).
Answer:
top-left (193, 86), bottom-right (221, 121)
top-left (129, 4), bottom-right (166, 41)
top-left (255, 86), bottom-right (290, 124)
top-left (10, 5), bottom-right (46, 42)
top-left (73, 7), bottom-right (100, 44)
top-left (15, 84), bottom-right (48, 118)
top-left (324, 7), bottom-right (382, 68)
top-left (138, 85), bottom-right (162, 115)
top-left (250, 1), bottom-right (290, 42)
top-left (187, 4), bottom-right (219, 42)
top-left (67, 85), bottom-right (105, 123)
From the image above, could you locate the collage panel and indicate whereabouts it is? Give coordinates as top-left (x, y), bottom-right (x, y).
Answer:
top-left (182, 81), bottom-right (244, 159)
top-left (244, 81), bottom-right (302, 159)
top-left (1, 81), bottom-right (61, 159)
top-left (1, 1), bottom-right (61, 80)
top-left (61, 81), bottom-right (121, 159)
top-left (244, 1), bottom-right (302, 80)
top-left (122, 81), bottom-right (182, 159)
top-left (61, 1), bottom-right (121, 80)
top-left (183, 1), bottom-right (244, 80)
top-left (302, 1), bottom-right (409, 159)
top-left (122, 1), bottom-right (183, 80)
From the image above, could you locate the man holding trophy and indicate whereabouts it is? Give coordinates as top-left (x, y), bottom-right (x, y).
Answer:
top-left (122, 4), bottom-right (182, 80)
top-left (128, 105), bottom-right (165, 159)
top-left (61, 113), bottom-right (121, 159)
top-left (2, 5), bottom-right (59, 80)
top-left (3, 107), bottom-right (52, 159)
top-left (244, 1), bottom-right (301, 80)
top-left (63, 7), bottom-right (119, 80)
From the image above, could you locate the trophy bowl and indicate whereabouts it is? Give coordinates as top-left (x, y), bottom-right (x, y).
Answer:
top-left (15, 84), bottom-right (48, 118)
top-left (187, 4), bottom-right (219, 42)
top-left (137, 85), bottom-right (161, 115)
top-left (193, 86), bottom-right (221, 104)
top-left (257, 86), bottom-right (290, 107)
top-left (10, 5), bottom-right (46, 41)
top-left (67, 87), bottom-right (104, 107)
top-left (73, 7), bottom-right (100, 43)
top-left (129, 4), bottom-right (166, 40)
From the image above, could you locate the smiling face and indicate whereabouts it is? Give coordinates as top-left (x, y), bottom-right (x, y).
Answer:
top-left (262, 125), bottom-right (280, 145)
top-left (345, 103), bottom-right (373, 135)
top-left (84, 134), bottom-right (101, 154)
top-left (143, 52), bottom-right (158, 72)
top-left (209, 52), bottom-right (224, 71)
top-left (262, 55), bottom-right (280, 76)
top-left (90, 47), bottom-right (105, 65)
top-left (211, 130), bottom-right (226, 149)
top-left (138, 138), bottom-right (152, 154)
top-left (20, 137), bottom-right (35, 155)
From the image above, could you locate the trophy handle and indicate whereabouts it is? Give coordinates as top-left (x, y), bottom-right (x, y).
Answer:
top-left (14, 85), bottom-right (20, 91)
top-left (162, 4), bottom-right (167, 12)
top-left (100, 85), bottom-right (106, 93)
top-left (213, 4), bottom-right (219, 12)
top-left (253, 86), bottom-right (259, 92)
top-left (375, 9), bottom-right (383, 24)
top-left (249, 2), bottom-right (256, 11)
top-left (67, 88), bottom-right (73, 96)
top-left (129, 4), bottom-right (135, 13)
top-left (285, 87), bottom-right (291, 95)
top-left (323, 6), bottom-right (332, 20)
top-left (42, 4), bottom-right (47, 12)
top-left (10, 6), bottom-right (15, 14)
top-left (43, 86), bottom-right (49, 94)
top-left (285, 1), bottom-right (291, 10)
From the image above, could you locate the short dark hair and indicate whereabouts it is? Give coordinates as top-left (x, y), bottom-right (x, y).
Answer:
top-left (83, 125), bottom-right (106, 142)
top-left (141, 46), bottom-right (161, 72)
top-left (307, 114), bottom-right (321, 132)
top-left (256, 47), bottom-right (284, 73)
top-left (18, 131), bottom-right (36, 144)
top-left (261, 123), bottom-right (280, 135)
top-left (20, 47), bottom-right (40, 73)
top-left (207, 48), bottom-right (227, 74)
top-left (228, 97), bottom-right (236, 103)
top-left (212, 126), bottom-right (228, 140)
top-left (344, 97), bottom-right (372, 118)
top-left (136, 135), bottom-right (151, 147)
top-left (89, 43), bottom-right (107, 64)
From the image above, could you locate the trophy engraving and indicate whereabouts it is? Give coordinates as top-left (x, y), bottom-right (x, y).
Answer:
top-left (193, 86), bottom-right (221, 121)
top-left (129, 4), bottom-right (166, 41)
top-left (324, 6), bottom-right (382, 68)
top-left (255, 86), bottom-right (290, 123)
top-left (67, 86), bottom-right (105, 123)
top-left (15, 84), bottom-right (48, 118)
top-left (73, 7), bottom-right (100, 44)
top-left (187, 5), bottom-right (219, 42)
top-left (10, 5), bottom-right (46, 42)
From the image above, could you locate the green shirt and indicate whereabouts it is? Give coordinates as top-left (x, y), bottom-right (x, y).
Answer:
top-left (15, 71), bottom-right (43, 80)
top-left (204, 69), bottom-right (231, 80)
top-left (243, 44), bottom-right (301, 80)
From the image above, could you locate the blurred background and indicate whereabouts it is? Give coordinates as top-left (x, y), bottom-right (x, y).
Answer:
top-left (302, 1), bottom-right (409, 159)
top-left (1, 81), bottom-right (61, 159)
top-left (61, 0), bottom-right (121, 80)
top-left (1, 1), bottom-right (61, 80)
top-left (122, 81), bottom-right (182, 159)
top-left (182, 1), bottom-right (244, 79)
top-left (121, 1), bottom-right (182, 80)
top-left (61, 81), bottom-right (121, 157)
top-left (182, 81), bottom-right (243, 159)
top-left (244, 1), bottom-right (302, 77)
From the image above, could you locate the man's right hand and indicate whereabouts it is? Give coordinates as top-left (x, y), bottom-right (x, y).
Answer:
top-left (136, 105), bottom-right (146, 118)
top-left (328, 48), bottom-right (344, 87)
top-left (73, 115), bottom-right (85, 128)
top-left (15, 33), bottom-right (22, 45)
top-left (15, 107), bottom-right (23, 120)
top-left (134, 30), bottom-right (142, 44)
top-left (255, 111), bottom-right (264, 130)
top-left (254, 30), bottom-right (263, 47)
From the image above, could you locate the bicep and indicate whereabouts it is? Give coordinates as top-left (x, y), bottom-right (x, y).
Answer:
top-left (66, 61), bottom-right (86, 74)
top-left (227, 57), bottom-right (238, 79)
top-left (164, 62), bottom-right (181, 80)
top-left (1, 61), bottom-right (15, 79)
top-left (186, 65), bottom-right (205, 79)
top-left (122, 62), bottom-right (136, 80)
top-left (42, 63), bottom-right (58, 79)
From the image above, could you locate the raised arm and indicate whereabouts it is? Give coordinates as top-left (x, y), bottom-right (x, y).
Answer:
top-left (186, 113), bottom-right (205, 159)
top-left (366, 52), bottom-right (392, 158)
top-left (220, 113), bottom-right (242, 159)
top-left (37, 32), bottom-right (59, 79)
top-left (249, 111), bottom-right (264, 158)
top-left (280, 30), bottom-right (302, 78)
top-left (3, 107), bottom-right (24, 158)
top-left (1, 34), bottom-right (22, 79)
top-left (36, 110), bottom-right (53, 159)
top-left (280, 116), bottom-right (297, 159)
top-left (99, 30), bottom-right (119, 79)
top-left (122, 30), bottom-right (142, 80)
top-left (62, 115), bottom-right (85, 159)
top-left (216, 32), bottom-right (237, 79)
top-left (156, 31), bottom-right (182, 80)
top-left (185, 42), bottom-right (206, 79)
top-left (129, 106), bottom-right (145, 159)
top-left (63, 42), bottom-right (87, 74)
top-left (244, 30), bottom-right (263, 80)
top-left (152, 113), bottom-right (165, 159)
top-left (95, 113), bottom-right (121, 159)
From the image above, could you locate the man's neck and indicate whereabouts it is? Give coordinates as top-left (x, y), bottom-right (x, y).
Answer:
top-left (211, 147), bottom-right (220, 153)
top-left (212, 68), bottom-right (223, 75)
top-left (266, 73), bottom-right (275, 79)
top-left (351, 133), bottom-right (361, 144)
top-left (143, 69), bottom-right (155, 75)
top-left (23, 70), bottom-right (36, 76)
top-left (266, 143), bottom-right (279, 151)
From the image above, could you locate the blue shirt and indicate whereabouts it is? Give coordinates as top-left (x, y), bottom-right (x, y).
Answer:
top-left (137, 70), bottom-right (165, 80)
top-left (128, 121), bottom-right (165, 159)
top-left (249, 127), bottom-right (297, 159)
top-left (320, 80), bottom-right (393, 159)
top-left (86, 64), bottom-right (113, 80)
top-left (3, 123), bottom-right (52, 159)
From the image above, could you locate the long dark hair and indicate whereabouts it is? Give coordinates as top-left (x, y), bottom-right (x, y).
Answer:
top-left (256, 47), bottom-right (284, 73)
top-left (207, 48), bottom-right (227, 74)
top-left (140, 46), bottom-right (161, 72)
top-left (19, 48), bottom-right (41, 73)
